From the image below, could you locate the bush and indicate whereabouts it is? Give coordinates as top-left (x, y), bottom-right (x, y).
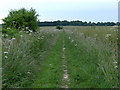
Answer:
top-left (2, 8), bottom-right (39, 32)
top-left (56, 25), bottom-right (63, 30)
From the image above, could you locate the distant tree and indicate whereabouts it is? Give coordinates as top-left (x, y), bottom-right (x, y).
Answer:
top-left (2, 8), bottom-right (39, 32)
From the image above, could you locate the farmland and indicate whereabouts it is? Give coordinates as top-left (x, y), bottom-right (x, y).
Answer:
top-left (2, 26), bottom-right (118, 88)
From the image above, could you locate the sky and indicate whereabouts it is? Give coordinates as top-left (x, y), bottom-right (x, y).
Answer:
top-left (0, 0), bottom-right (119, 24)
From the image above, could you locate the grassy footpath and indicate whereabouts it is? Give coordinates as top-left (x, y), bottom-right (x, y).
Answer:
top-left (33, 32), bottom-right (64, 88)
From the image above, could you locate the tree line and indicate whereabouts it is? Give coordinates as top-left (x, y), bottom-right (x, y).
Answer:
top-left (38, 20), bottom-right (118, 26)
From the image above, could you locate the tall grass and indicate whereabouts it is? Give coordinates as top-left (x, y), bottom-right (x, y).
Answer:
top-left (2, 26), bottom-right (118, 88)
top-left (2, 28), bottom-right (61, 88)
top-left (64, 26), bottom-right (118, 88)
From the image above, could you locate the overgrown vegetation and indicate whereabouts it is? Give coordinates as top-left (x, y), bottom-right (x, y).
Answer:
top-left (63, 26), bottom-right (118, 87)
top-left (2, 28), bottom-right (61, 88)
top-left (2, 25), bottom-right (118, 88)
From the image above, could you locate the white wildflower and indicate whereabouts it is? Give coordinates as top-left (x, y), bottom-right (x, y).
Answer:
top-left (4, 52), bottom-right (8, 54)
top-left (29, 30), bottom-right (32, 33)
top-left (20, 35), bottom-right (23, 37)
top-left (22, 28), bottom-right (25, 30)
top-left (75, 44), bottom-right (77, 47)
top-left (114, 30), bottom-right (118, 32)
top-left (68, 37), bottom-right (71, 39)
top-left (63, 48), bottom-right (66, 50)
top-left (105, 34), bottom-right (111, 39)
top-left (11, 38), bottom-right (15, 40)
top-left (5, 56), bottom-right (8, 59)
top-left (5, 34), bottom-right (8, 37)
top-left (114, 66), bottom-right (118, 69)
top-left (113, 61), bottom-right (117, 64)
top-left (79, 33), bottom-right (84, 36)
top-left (71, 40), bottom-right (74, 43)
top-left (7, 28), bottom-right (10, 29)
top-left (27, 72), bottom-right (31, 74)
top-left (26, 27), bottom-right (29, 29)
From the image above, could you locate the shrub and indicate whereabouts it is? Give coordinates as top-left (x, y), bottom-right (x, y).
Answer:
top-left (2, 8), bottom-right (39, 32)
top-left (56, 25), bottom-right (63, 30)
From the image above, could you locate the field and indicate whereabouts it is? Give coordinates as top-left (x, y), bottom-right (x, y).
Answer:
top-left (2, 26), bottom-right (118, 88)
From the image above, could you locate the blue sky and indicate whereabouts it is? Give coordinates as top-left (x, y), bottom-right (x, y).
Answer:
top-left (0, 0), bottom-right (119, 24)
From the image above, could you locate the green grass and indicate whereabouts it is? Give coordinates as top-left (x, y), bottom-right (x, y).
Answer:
top-left (2, 28), bottom-right (62, 88)
top-left (64, 26), bottom-right (118, 88)
top-left (33, 32), bottom-right (63, 88)
top-left (2, 26), bottom-right (118, 88)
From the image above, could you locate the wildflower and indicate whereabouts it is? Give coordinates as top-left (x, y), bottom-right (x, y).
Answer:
top-left (114, 66), bottom-right (118, 69)
top-left (105, 34), bottom-right (111, 39)
top-left (22, 28), bottom-right (25, 30)
top-left (20, 35), bottom-right (23, 37)
top-left (68, 37), bottom-right (71, 39)
top-left (75, 44), bottom-right (77, 47)
top-left (29, 30), bottom-right (32, 33)
top-left (71, 32), bottom-right (73, 34)
top-left (7, 28), bottom-right (10, 29)
top-left (11, 38), bottom-right (15, 40)
top-left (114, 30), bottom-right (118, 31)
top-left (29, 33), bottom-right (32, 36)
top-left (71, 40), bottom-right (74, 43)
top-left (5, 56), bottom-right (8, 59)
top-left (113, 61), bottom-right (117, 64)
top-left (79, 33), bottom-right (84, 36)
top-left (49, 64), bottom-right (52, 66)
top-left (63, 48), bottom-right (66, 50)
top-left (105, 34), bottom-right (111, 38)
top-left (41, 36), bottom-right (44, 39)
top-left (27, 72), bottom-right (31, 74)
top-left (38, 38), bottom-right (40, 40)
top-left (26, 31), bottom-right (29, 33)
top-left (26, 27), bottom-right (29, 29)
top-left (8, 40), bottom-right (11, 42)
top-left (4, 52), bottom-right (8, 54)
top-left (5, 34), bottom-right (8, 37)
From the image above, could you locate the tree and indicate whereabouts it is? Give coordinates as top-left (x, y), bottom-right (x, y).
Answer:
top-left (2, 8), bottom-right (39, 32)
